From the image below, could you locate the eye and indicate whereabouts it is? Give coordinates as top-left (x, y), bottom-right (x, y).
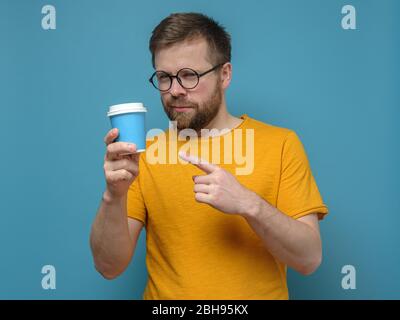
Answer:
top-left (156, 72), bottom-right (170, 81)
top-left (179, 70), bottom-right (197, 79)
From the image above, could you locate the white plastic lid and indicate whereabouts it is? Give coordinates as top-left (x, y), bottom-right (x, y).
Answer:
top-left (107, 102), bottom-right (147, 117)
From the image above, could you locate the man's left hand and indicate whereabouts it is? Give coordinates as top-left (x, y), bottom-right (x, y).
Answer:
top-left (178, 152), bottom-right (259, 216)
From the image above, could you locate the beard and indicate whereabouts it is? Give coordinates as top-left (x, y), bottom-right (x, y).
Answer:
top-left (162, 85), bottom-right (222, 132)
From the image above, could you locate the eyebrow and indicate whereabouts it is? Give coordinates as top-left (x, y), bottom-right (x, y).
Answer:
top-left (156, 69), bottom-right (173, 75)
top-left (156, 65), bottom-right (204, 73)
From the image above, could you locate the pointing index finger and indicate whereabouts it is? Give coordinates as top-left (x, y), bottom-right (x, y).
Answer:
top-left (178, 152), bottom-right (217, 174)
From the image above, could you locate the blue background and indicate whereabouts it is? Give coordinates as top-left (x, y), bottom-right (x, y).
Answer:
top-left (0, 0), bottom-right (399, 299)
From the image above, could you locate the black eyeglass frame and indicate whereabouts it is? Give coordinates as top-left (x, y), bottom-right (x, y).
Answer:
top-left (148, 62), bottom-right (226, 92)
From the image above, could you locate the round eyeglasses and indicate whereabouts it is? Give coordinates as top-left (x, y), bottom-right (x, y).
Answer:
top-left (149, 63), bottom-right (225, 92)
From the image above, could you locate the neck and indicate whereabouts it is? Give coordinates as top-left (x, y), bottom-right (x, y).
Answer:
top-left (197, 100), bottom-right (243, 138)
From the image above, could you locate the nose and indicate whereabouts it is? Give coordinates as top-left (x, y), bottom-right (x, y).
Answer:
top-left (169, 77), bottom-right (187, 97)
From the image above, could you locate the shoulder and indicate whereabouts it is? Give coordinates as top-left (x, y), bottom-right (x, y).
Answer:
top-left (243, 115), bottom-right (295, 143)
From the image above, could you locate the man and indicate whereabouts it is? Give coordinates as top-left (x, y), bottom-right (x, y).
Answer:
top-left (90, 12), bottom-right (328, 300)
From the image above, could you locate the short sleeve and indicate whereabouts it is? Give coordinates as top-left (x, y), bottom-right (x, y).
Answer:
top-left (126, 154), bottom-right (147, 226)
top-left (276, 131), bottom-right (328, 220)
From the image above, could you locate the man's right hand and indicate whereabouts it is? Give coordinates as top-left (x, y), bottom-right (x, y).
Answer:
top-left (103, 128), bottom-right (140, 200)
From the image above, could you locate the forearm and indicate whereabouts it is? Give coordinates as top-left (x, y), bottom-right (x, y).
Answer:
top-left (241, 193), bottom-right (321, 275)
top-left (90, 191), bottom-right (133, 278)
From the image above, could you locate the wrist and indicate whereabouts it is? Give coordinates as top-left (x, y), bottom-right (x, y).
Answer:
top-left (240, 191), bottom-right (263, 219)
top-left (102, 189), bottom-right (126, 205)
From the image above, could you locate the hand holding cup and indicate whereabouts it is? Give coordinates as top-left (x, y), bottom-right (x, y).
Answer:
top-left (103, 128), bottom-right (140, 200)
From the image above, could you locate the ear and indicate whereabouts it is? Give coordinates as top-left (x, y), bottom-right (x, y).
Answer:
top-left (220, 62), bottom-right (232, 89)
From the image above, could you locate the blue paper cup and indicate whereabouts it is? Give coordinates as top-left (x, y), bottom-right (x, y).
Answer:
top-left (107, 103), bottom-right (147, 154)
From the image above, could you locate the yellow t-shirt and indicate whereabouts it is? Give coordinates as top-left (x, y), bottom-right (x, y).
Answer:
top-left (127, 114), bottom-right (328, 300)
